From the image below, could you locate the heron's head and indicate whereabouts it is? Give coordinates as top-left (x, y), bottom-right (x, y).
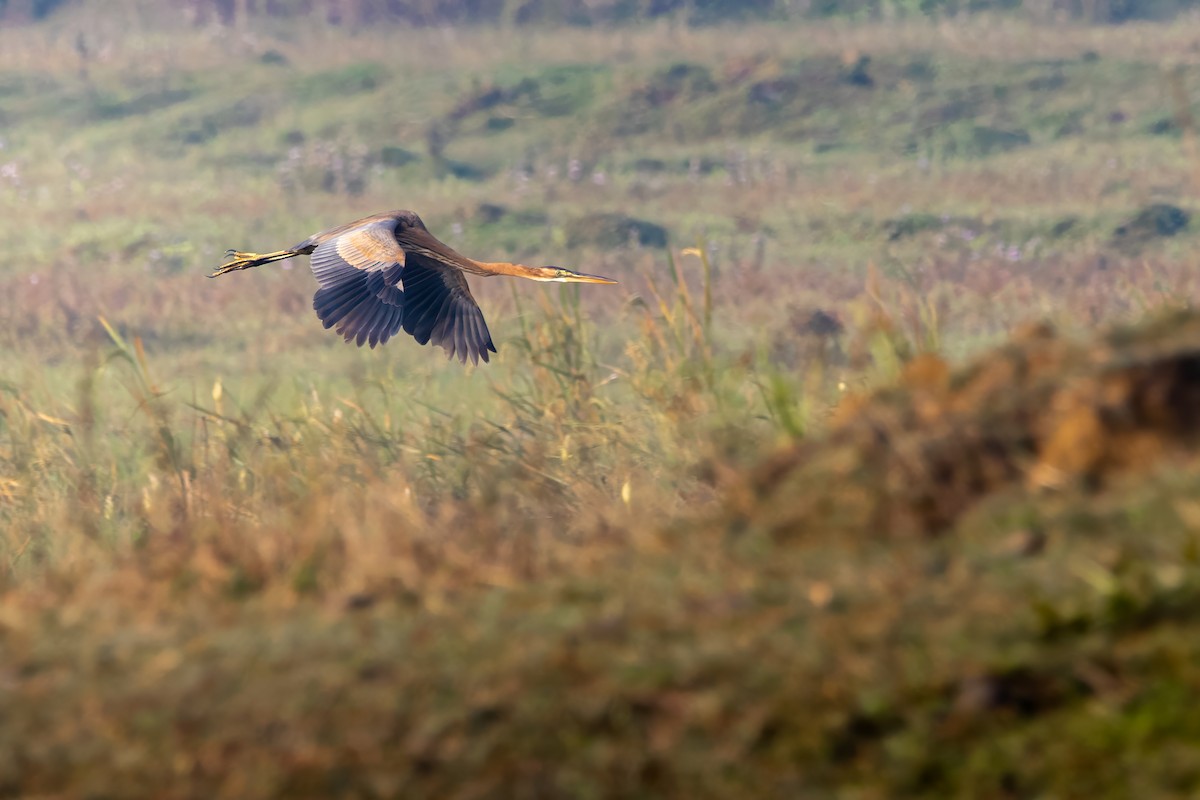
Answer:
top-left (528, 265), bottom-right (618, 284)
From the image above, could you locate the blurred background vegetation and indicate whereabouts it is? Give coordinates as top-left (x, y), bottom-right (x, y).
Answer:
top-left (9, 0), bottom-right (1200, 24)
top-left (5, 0), bottom-right (1200, 796)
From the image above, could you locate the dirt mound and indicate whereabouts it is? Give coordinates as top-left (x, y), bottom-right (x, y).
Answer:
top-left (733, 310), bottom-right (1200, 537)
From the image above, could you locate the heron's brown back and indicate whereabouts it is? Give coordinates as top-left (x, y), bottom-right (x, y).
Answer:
top-left (292, 210), bottom-right (426, 253)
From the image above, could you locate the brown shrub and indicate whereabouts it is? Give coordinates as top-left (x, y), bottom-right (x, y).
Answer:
top-left (734, 310), bottom-right (1200, 538)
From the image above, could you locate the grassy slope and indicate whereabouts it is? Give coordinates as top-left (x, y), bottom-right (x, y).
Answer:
top-left (3, 8), bottom-right (1200, 796)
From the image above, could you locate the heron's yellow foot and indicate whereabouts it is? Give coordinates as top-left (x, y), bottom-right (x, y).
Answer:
top-left (210, 252), bottom-right (256, 278)
top-left (209, 249), bottom-right (294, 278)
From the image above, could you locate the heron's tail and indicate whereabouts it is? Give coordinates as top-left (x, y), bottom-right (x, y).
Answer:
top-left (209, 249), bottom-right (300, 278)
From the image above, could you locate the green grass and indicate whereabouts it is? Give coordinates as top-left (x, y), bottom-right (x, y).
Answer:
top-left (4, 7), bottom-right (1200, 796)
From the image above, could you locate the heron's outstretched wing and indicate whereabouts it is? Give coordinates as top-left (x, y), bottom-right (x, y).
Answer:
top-left (400, 253), bottom-right (497, 365)
top-left (310, 218), bottom-right (406, 348)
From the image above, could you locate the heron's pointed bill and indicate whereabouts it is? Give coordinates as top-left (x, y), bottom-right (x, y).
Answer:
top-left (551, 268), bottom-right (618, 285)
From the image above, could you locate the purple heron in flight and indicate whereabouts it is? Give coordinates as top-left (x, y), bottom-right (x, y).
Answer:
top-left (210, 209), bottom-right (616, 364)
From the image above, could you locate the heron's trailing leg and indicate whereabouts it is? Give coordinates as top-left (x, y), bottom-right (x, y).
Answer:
top-left (209, 249), bottom-right (299, 278)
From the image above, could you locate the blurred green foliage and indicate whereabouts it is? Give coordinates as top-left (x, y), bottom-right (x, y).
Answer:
top-left (8, 0), bottom-right (1200, 25)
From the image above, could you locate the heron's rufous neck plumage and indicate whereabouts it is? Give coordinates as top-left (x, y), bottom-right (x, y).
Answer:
top-left (474, 260), bottom-right (538, 278)
top-left (398, 228), bottom-right (535, 278)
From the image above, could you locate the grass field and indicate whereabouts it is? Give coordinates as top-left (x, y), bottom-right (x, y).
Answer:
top-left (5, 5), bottom-right (1200, 796)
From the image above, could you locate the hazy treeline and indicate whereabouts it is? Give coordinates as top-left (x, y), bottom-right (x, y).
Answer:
top-left (1, 0), bottom-right (1196, 25)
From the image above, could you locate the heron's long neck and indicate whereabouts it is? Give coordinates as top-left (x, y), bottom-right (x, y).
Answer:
top-left (403, 231), bottom-right (528, 277)
top-left (472, 260), bottom-right (531, 278)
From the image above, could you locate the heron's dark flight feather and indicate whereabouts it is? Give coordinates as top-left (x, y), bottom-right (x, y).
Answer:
top-left (307, 217), bottom-right (494, 361)
top-left (310, 227), bottom-right (407, 349)
top-left (400, 254), bottom-right (496, 364)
